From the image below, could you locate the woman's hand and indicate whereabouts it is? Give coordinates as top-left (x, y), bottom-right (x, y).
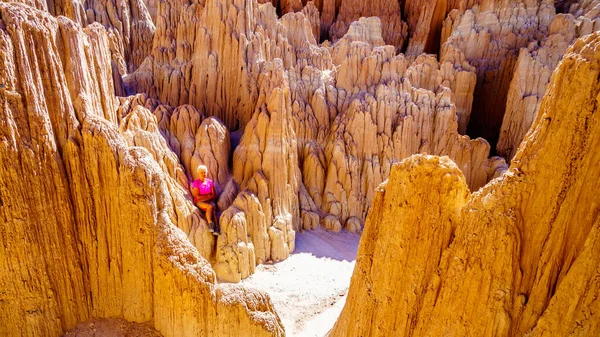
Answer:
top-left (195, 194), bottom-right (215, 203)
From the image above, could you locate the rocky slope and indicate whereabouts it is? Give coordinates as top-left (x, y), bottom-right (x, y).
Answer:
top-left (330, 31), bottom-right (600, 337)
top-left (0, 3), bottom-right (282, 336)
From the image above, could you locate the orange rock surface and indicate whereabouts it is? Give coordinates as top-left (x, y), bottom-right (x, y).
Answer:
top-left (0, 3), bottom-right (282, 336)
top-left (1, 0), bottom-right (599, 334)
top-left (330, 31), bottom-right (600, 337)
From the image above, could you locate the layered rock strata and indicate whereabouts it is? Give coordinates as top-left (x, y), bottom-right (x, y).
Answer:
top-left (0, 3), bottom-right (282, 336)
top-left (330, 31), bottom-right (600, 337)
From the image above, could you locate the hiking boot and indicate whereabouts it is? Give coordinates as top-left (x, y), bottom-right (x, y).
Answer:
top-left (212, 223), bottom-right (220, 236)
top-left (208, 222), bottom-right (215, 233)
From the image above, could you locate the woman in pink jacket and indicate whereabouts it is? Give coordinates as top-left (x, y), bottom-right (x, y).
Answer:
top-left (190, 165), bottom-right (219, 235)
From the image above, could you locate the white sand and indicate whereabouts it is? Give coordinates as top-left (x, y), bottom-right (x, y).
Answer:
top-left (240, 228), bottom-right (361, 337)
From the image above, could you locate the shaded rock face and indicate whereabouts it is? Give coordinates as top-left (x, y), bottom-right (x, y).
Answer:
top-left (0, 3), bottom-right (282, 336)
top-left (497, 8), bottom-right (600, 160)
top-left (441, 0), bottom-right (556, 146)
top-left (330, 32), bottom-right (600, 337)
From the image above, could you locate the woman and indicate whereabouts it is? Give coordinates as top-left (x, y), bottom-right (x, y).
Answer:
top-left (190, 165), bottom-right (219, 235)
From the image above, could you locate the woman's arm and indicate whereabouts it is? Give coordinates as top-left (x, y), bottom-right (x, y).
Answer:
top-left (195, 184), bottom-right (216, 203)
top-left (195, 194), bottom-right (214, 202)
top-left (190, 182), bottom-right (200, 202)
top-left (208, 184), bottom-right (217, 202)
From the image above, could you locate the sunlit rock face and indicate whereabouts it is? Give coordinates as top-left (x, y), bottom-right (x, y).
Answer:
top-left (2, 0), bottom-right (599, 332)
top-left (0, 3), bottom-right (282, 336)
top-left (330, 31), bottom-right (600, 337)
top-left (121, 0), bottom-right (514, 281)
top-left (18, 0), bottom-right (157, 75)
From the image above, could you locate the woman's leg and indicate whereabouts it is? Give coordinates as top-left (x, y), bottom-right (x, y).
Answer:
top-left (196, 202), bottom-right (214, 223)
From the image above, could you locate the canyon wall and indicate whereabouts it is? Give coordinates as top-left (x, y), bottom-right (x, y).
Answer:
top-left (0, 0), bottom-right (599, 335)
top-left (330, 31), bottom-right (600, 337)
top-left (0, 3), bottom-right (282, 336)
top-left (4, 0), bottom-right (598, 301)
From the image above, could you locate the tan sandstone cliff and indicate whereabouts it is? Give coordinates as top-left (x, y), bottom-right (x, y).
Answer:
top-left (330, 31), bottom-right (600, 337)
top-left (0, 3), bottom-right (282, 336)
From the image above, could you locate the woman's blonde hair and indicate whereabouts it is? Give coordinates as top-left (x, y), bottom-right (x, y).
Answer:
top-left (196, 164), bottom-right (208, 173)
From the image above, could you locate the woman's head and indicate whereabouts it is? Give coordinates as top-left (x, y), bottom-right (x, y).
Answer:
top-left (197, 165), bottom-right (208, 181)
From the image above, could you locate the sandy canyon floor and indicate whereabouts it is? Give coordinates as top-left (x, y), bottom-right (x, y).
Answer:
top-left (240, 229), bottom-right (361, 336)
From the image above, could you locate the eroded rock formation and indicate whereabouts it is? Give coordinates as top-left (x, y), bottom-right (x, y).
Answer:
top-left (329, 0), bottom-right (408, 49)
top-left (124, 0), bottom-right (510, 281)
top-left (441, 0), bottom-right (555, 145)
top-left (0, 3), bottom-right (282, 336)
top-left (498, 6), bottom-right (600, 160)
top-left (330, 31), bottom-right (600, 337)
top-left (1, 0), bottom-right (600, 334)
